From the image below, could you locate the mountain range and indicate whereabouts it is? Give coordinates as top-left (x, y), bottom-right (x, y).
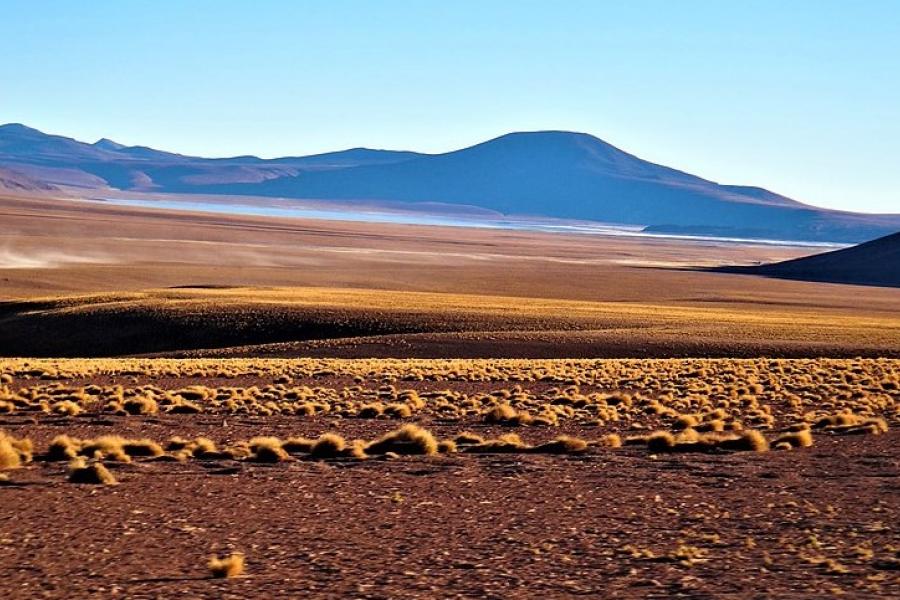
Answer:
top-left (1, 122), bottom-right (897, 243)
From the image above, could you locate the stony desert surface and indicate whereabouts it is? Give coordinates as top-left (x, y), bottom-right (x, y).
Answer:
top-left (1, 357), bottom-right (898, 598)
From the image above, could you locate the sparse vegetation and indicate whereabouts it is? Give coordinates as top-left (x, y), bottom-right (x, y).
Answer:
top-left (208, 552), bottom-right (245, 578)
top-left (0, 430), bottom-right (32, 469)
top-left (67, 457), bottom-right (116, 485)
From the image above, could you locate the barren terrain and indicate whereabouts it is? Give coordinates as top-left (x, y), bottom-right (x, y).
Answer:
top-left (1, 357), bottom-right (898, 598)
top-left (2, 193), bottom-right (899, 598)
top-left (3, 194), bottom-right (899, 358)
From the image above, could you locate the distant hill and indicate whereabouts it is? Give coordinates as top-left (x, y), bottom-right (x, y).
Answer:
top-left (722, 231), bottom-right (900, 288)
top-left (2, 123), bottom-right (899, 243)
top-left (0, 123), bottom-right (422, 191)
top-left (0, 165), bottom-right (56, 192)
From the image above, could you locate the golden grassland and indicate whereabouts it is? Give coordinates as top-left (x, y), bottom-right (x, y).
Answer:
top-left (11, 285), bottom-right (900, 339)
top-left (3, 286), bottom-right (900, 361)
top-left (1, 357), bottom-right (896, 483)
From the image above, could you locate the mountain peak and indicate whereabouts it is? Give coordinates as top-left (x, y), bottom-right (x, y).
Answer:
top-left (0, 123), bottom-right (44, 136)
top-left (93, 138), bottom-right (127, 151)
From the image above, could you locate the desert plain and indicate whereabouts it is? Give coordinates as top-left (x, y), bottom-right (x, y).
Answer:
top-left (1, 192), bottom-right (899, 598)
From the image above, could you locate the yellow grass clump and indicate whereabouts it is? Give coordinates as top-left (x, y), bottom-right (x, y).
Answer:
top-left (0, 430), bottom-right (33, 469)
top-left (247, 437), bottom-right (290, 462)
top-left (529, 435), bottom-right (589, 454)
top-left (592, 433), bottom-right (623, 448)
top-left (366, 424), bottom-right (438, 456)
top-left (208, 552), bottom-right (245, 578)
top-left (123, 396), bottom-right (159, 415)
top-left (310, 434), bottom-right (347, 459)
top-left (464, 433), bottom-right (527, 454)
top-left (642, 429), bottom-right (768, 453)
top-left (483, 403), bottom-right (532, 426)
top-left (68, 457), bottom-right (117, 485)
top-left (773, 429), bottom-right (814, 449)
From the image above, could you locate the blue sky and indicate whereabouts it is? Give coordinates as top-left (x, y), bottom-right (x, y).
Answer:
top-left (3, 1), bottom-right (898, 213)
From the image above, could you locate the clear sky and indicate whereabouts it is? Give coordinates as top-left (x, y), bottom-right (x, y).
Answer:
top-left (3, 0), bottom-right (898, 213)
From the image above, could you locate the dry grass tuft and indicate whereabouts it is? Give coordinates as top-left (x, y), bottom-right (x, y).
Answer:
top-left (47, 435), bottom-right (81, 461)
top-left (68, 457), bottom-right (117, 485)
top-left (483, 403), bottom-right (532, 426)
top-left (773, 429), bottom-right (814, 449)
top-left (384, 403), bottom-right (413, 419)
top-left (123, 396), bottom-right (158, 415)
top-left (208, 552), bottom-right (245, 578)
top-left (78, 436), bottom-right (133, 462)
top-left (438, 440), bottom-right (458, 453)
top-left (645, 431), bottom-right (676, 452)
top-left (357, 403), bottom-right (384, 418)
top-left (248, 437), bottom-right (290, 462)
top-left (464, 433), bottom-right (527, 454)
top-left (310, 434), bottom-right (347, 459)
top-left (529, 435), bottom-right (589, 454)
top-left (192, 437), bottom-right (219, 458)
top-left (52, 400), bottom-right (82, 416)
top-left (0, 430), bottom-right (33, 469)
top-left (453, 432), bottom-right (485, 446)
top-left (642, 429), bottom-right (768, 453)
top-left (673, 414), bottom-right (699, 430)
top-left (121, 439), bottom-right (165, 457)
top-left (719, 430), bottom-right (769, 453)
top-left (366, 425), bottom-right (438, 456)
top-left (282, 437), bottom-right (315, 454)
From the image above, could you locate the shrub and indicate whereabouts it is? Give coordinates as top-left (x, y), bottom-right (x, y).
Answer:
top-left (310, 434), bottom-right (346, 459)
top-left (529, 435), bottom-right (588, 454)
top-left (438, 440), bottom-right (458, 453)
top-left (772, 429), bottom-right (813, 449)
top-left (68, 457), bottom-right (117, 485)
top-left (47, 435), bottom-right (80, 461)
top-left (123, 396), bottom-right (158, 415)
top-left (121, 439), bottom-right (164, 457)
top-left (357, 403), bottom-right (384, 418)
top-left (483, 404), bottom-right (532, 426)
top-left (673, 414), bottom-right (699, 430)
top-left (366, 425), bottom-right (438, 456)
top-left (463, 433), bottom-right (526, 453)
top-left (645, 431), bottom-right (675, 452)
top-left (248, 437), bottom-right (290, 462)
top-left (453, 432), bottom-right (485, 446)
top-left (208, 552), bottom-right (245, 578)
top-left (282, 437), bottom-right (315, 454)
top-left (592, 433), bottom-right (623, 448)
top-left (0, 430), bottom-right (32, 469)
top-left (719, 430), bottom-right (769, 453)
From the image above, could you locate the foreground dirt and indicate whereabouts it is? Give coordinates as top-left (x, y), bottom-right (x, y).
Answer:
top-left (1, 358), bottom-right (898, 598)
top-left (3, 431), bottom-right (898, 599)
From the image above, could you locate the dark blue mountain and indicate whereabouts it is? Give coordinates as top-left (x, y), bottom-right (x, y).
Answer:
top-left (1, 123), bottom-right (897, 243)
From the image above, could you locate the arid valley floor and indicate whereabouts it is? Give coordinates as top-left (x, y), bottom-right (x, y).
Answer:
top-left (2, 192), bottom-right (899, 598)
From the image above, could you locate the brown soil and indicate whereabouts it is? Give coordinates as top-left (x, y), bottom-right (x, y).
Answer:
top-left (2, 428), bottom-right (898, 599)
top-left (1, 358), bottom-right (898, 598)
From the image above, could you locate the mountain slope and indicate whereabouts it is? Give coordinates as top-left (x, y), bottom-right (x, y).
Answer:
top-left (200, 131), bottom-right (900, 242)
top-left (0, 166), bottom-right (57, 192)
top-left (723, 231), bottom-right (900, 288)
top-left (1, 124), bottom-right (898, 243)
top-left (0, 123), bottom-right (423, 191)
